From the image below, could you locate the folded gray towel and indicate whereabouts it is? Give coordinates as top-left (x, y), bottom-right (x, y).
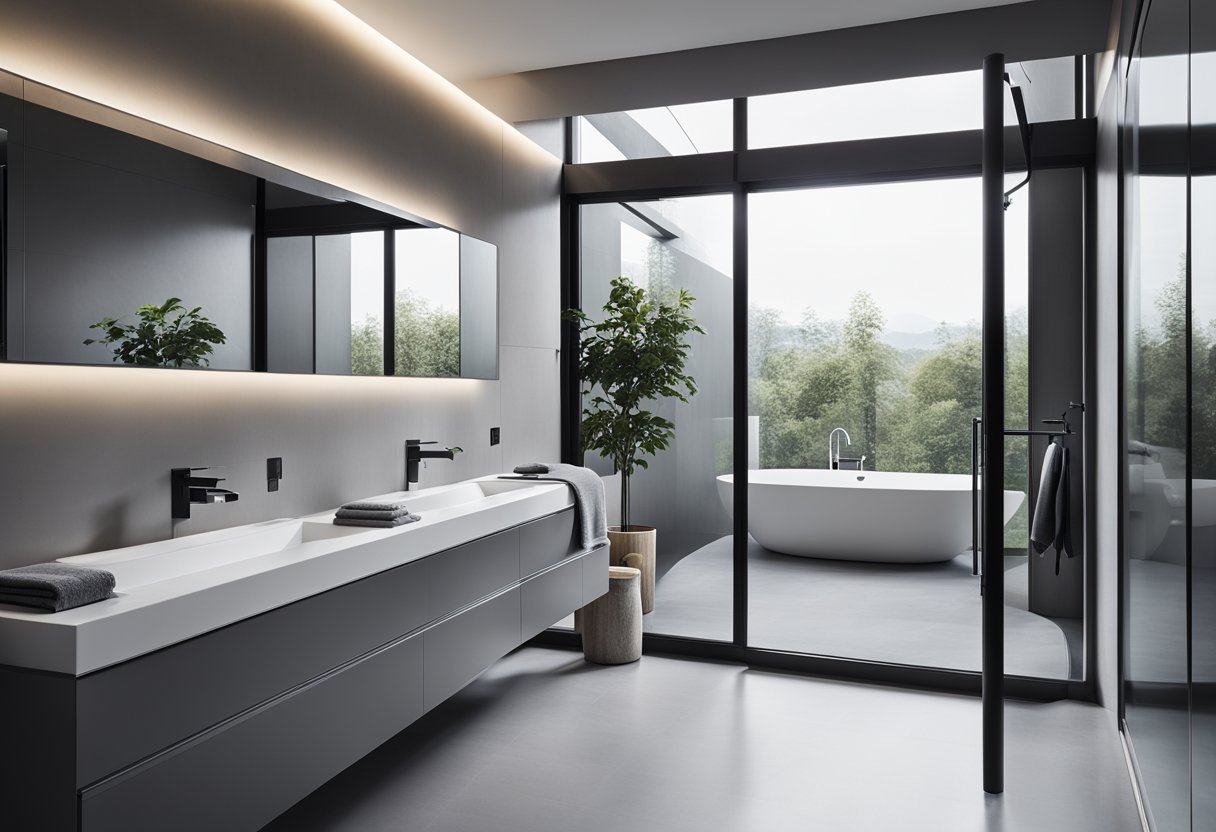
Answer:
top-left (0, 563), bottom-right (116, 612)
top-left (528, 464), bottom-right (608, 550)
top-left (340, 501), bottom-right (408, 513)
top-left (514, 463), bottom-right (550, 475)
top-left (334, 513), bottom-right (421, 529)
top-left (335, 507), bottom-right (411, 521)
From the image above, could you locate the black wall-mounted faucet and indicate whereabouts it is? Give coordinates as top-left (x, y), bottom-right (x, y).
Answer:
top-left (405, 440), bottom-right (456, 491)
top-left (171, 467), bottom-right (240, 519)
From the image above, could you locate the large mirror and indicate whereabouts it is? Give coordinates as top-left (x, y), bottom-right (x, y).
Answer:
top-left (0, 89), bottom-right (498, 379)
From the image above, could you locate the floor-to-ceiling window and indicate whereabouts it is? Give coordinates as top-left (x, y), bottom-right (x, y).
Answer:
top-left (562, 58), bottom-right (1090, 691)
top-left (577, 195), bottom-right (734, 642)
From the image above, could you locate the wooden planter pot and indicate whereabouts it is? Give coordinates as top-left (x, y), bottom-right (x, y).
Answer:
top-left (607, 525), bottom-right (656, 614)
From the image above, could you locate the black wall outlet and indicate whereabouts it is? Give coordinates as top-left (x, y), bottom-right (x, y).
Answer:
top-left (490, 427), bottom-right (500, 446)
top-left (267, 457), bottom-right (283, 492)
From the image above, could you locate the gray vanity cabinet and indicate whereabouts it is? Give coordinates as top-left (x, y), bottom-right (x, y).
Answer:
top-left (424, 586), bottom-right (522, 709)
top-left (80, 631), bottom-right (426, 832)
top-left (0, 506), bottom-right (606, 832)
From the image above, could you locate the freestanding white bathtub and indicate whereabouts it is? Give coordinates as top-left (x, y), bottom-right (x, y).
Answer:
top-left (717, 469), bottom-right (1025, 563)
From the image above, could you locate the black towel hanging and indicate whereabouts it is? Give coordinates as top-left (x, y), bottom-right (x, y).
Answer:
top-left (1051, 438), bottom-right (1074, 575)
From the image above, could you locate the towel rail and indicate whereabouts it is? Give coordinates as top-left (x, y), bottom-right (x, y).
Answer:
top-left (970, 402), bottom-right (1084, 582)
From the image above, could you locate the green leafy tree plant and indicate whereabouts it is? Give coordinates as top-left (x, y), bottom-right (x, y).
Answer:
top-left (84, 297), bottom-right (226, 368)
top-left (566, 276), bottom-right (705, 529)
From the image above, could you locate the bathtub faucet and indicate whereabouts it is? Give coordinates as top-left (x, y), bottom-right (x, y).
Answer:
top-left (829, 428), bottom-right (851, 470)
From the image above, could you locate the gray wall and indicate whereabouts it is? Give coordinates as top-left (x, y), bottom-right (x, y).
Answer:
top-left (465, 0), bottom-right (1113, 121)
top-left (1027, 167), bottom-right (1086, 619)
top-left (0, 0), bottom-right (561, 565)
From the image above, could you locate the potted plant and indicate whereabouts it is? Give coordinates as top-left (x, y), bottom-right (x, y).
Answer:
top-left (84, 297), bottom-right (227, 368)
top-left (566, 276), bottom-right (704, 613)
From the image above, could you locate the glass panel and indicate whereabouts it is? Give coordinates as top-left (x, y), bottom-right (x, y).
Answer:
top-left (575, 100), bottom-right (733, 163)
top-left (348, 231), bottom-right (385, 376)
top-left (1192, 7), bottom-right (1216, 827)
top-left (1123, 0), bottom-right (1190, 827)
top-left (394, 227), bottom-right (460, 377)
top-left (748, 62), bottom-right (1076, 149)
top-left (577, 195), bottom-right (734, 641)
top-left (746, 176), bottom-right (1052, 675)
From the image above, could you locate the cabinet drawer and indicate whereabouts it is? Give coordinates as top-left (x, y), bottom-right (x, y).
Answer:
top-left (423, 528), bottom-right (518, 619)
top-left (519, 508), bottom-right (578, 576)
top-left (77, 554), bottom-right (428, 786)
top-left (423, 588), bottom-right (520, 710)
top-left (521, 555), bottom-right (584, 642)
top-left (582, 544), bottom-right (609, 604)
top-left (80, 632), bottom-right (424, 832)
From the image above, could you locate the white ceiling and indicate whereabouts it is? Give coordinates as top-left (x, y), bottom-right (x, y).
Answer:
top-left (338, 0), bottom-right (1032, 82)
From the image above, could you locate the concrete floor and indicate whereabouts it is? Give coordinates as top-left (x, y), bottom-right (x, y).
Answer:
top-left (632, 537), bottom-right (1077, 679)
top-left (263, 646), bottom-right (1140, 832)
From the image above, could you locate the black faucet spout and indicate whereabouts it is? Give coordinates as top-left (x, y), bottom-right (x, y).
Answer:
top-left (172, 467), bottom-right (240, 519)
top-left (405, 440), bottom-right (457, 489)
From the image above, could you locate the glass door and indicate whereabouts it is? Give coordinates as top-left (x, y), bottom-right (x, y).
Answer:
top-left (744, 177), bottom-right (1065, 676)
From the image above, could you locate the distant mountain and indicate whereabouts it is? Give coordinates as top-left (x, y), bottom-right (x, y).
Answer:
top-left (885, 312), bottom-right (940, 334)
top-left (880, 322), bottom-right (977, 352)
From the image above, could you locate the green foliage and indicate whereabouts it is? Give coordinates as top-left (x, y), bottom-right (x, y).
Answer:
top-left (1133, 257), bottom-right (1216, 478)
top-left (83, 297), bottom-right (226, 368)
top-left (394, 290), bottom-right (460, 377)
top-left (350, 290), bottom-right (460, 377)
top-left (350, 315), bottom-right (384, 376)
top-left (566, 276), bottom-right (705, 527)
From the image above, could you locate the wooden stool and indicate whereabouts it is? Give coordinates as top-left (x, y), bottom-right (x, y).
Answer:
top-left (608, 527), bottom-right (655, 614)
top-left (581, 566), bottom-right (642, 665)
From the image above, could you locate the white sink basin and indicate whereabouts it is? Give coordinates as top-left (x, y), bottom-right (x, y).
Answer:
top-left (59, 519), bottom-right (343, 590)
top-left (365, 477), bottom-right (551, 514)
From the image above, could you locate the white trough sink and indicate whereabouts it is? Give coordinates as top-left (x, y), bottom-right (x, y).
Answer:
top-left (59, 477), bottom-right (558, 592)
top-left (0, 475), bottom-right (574, 675)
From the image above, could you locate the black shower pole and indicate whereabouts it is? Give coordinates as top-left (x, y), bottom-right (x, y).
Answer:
top-left (981, 52), bottom-right (1006, 796)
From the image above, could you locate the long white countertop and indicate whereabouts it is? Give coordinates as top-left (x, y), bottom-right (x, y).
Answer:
top-left (0, 476), bottom-right (572, 676)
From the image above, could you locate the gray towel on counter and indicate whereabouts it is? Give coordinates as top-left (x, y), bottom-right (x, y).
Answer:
top-left (340, 501), bottom-right (408, 513)
top-left (513, 463), bottom-right (550, 475)
top-left (0, 563), bottom-right (116, 612)
top-left (335, 507), bottom-right (412, 521)
top-left (334, 513), bottom-right (421, 529)
top-left (529, 464), bottom-right (608, 550)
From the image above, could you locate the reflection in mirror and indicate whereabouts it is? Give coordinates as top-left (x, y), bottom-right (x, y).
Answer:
top-left (0, 88), bottom-right (498, 378)
top-left (1192, 3), bottom-right (1215, 825)
top-left (10, 103), bottom-right (255, 370)
top-left (394, 228), bottom-right (459, 377)
top-left (1123, 0), bottom-right (1190, 828)
top-left (459, 235), bottom-right (498, 380)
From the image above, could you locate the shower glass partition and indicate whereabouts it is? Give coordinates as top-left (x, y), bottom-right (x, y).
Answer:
top-left (743, 177), bottom-right (1058, 676)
